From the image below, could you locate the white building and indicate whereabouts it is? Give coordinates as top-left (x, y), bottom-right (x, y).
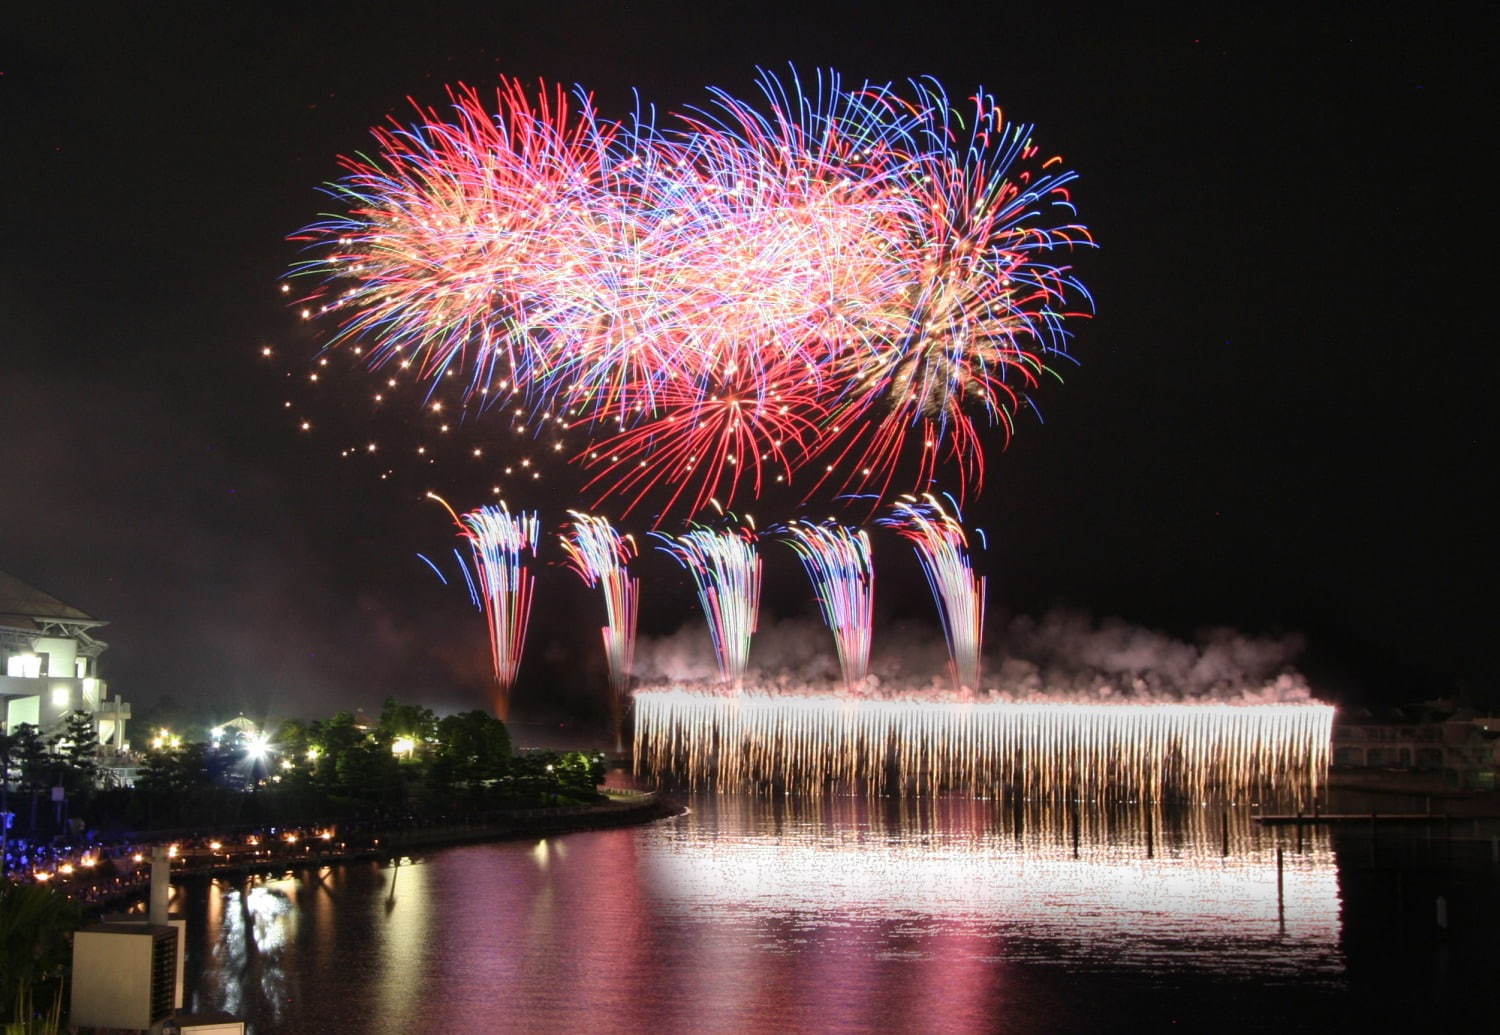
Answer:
top-left (1, 570), bottom-right (131, 749)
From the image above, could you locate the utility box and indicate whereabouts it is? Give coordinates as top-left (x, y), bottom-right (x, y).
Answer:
top-left (163, 1011), bottom-right (246, 1033)
top-left (103, 912), bottom-right (186, 1010)
top-left (70, 923), bottom-right (177, 1030)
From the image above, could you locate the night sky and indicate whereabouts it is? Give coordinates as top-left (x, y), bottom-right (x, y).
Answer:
top-left (2, 4), bottom-right (1486, 728)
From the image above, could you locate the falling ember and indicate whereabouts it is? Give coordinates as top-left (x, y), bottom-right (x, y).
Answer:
top-left (559, 512), bottom-right (640, 750)
top-left (879, 494), bottom-right (985, 692)
top-left (652, 525), bottom-right (762, 688)
top-left (633, 690), bottom-right (1334, 807)
top-left (431, 493), bottom-right (539, 720)
top-left (778, 521), bottom-right (874, 690)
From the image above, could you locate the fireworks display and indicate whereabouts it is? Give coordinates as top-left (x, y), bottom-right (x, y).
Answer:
top-left (634, 690), bottom-right (1334, 805)
top-left (778, 521), bottom-right (874, 690)
top-left (432, 494), bottom-right (540, 719)
top-left (291, 68), bottom-right (1093, 519)
top-left (292, 71), bottom-right (1334, 806)
top-left (559, 512), bottom-right (640, 749)
top-left (879, 494), bottom-right (986, 692)
top-left (652, 524), bottom-right (763, 688)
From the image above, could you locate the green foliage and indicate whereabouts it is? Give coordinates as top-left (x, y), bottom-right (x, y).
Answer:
top-left (333, 739), bottom-right (401, 799)
top-left (48, 711), bottom-right (98, 796)
top-left (9, 727), bottom-right (49, 795)
top-left (274, 719), bottom-right (310, 760)
top-left (376, 698), bottom-right (438, 748)
top-left (0, 731), bottom-right (14, 790)
top-left (308, 712), bottom-right (364, 765)
top-left (73, 701), bottom-right (608, 832)
top-left (0, 880), bottom-right (81, 1032)
top-left (433, 710), bottom-right (512, 783)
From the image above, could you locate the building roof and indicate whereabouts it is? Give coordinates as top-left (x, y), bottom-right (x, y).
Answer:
top-left (0, 570), bottom-right (105, 630)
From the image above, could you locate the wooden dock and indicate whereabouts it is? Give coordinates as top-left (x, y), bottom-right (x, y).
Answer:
top-left (1257, 813), bottom-right (1455, 826)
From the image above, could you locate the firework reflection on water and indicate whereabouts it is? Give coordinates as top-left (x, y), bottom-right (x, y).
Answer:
top-left (644, 793), bottom-right (1343, 981)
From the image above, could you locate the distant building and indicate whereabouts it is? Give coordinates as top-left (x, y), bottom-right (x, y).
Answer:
top-left (1332, 715), bottom-right (1497, 791)
top-left (0, 570), bottom-right (131, 750)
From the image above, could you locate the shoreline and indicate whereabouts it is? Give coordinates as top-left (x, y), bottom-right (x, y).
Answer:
top-left (79, 790), bottom-right (680, 914)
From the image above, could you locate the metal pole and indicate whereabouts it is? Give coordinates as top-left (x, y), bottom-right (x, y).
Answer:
top-left (149, 845), bottom-right (170, 924)
top-left (1276, 846), bottom-right (1285, 933)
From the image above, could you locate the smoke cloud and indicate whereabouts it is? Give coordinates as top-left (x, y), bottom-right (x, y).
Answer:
top-left (633, 609), bottom-right (1313, 704)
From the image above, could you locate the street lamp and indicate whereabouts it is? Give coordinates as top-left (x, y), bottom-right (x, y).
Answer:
top-left (245, 732), bottom-right (271, 761)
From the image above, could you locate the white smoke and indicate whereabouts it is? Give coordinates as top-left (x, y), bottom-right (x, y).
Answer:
top-left (633, 609), bottom-right (1313, 704)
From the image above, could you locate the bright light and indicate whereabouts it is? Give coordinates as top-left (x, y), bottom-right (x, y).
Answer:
top-left (246, 732), bottom-right (272, 761)
top-left (50, 685), bottom-right (71, 708)
top-left (209, 841), bottom-right (222, 852)
top-left (7, 653), bottom-right (41, 678)
top-left (391, 736), bottom-right (416, 759)
top-left (305, 746), bottom-right (322, 761)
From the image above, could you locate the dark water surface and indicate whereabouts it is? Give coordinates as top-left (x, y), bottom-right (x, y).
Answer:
top-left (168, 794), bottom-right (1493, 1032)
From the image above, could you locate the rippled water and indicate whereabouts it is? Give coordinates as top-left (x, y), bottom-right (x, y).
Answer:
top-left (159, 794), bottom-right (1395, 1032)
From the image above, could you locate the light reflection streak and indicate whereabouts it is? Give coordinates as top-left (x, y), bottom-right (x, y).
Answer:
top-left (644, 795), bottom-right (1343, 979)
top-left (635, 690), bottom-right (1333, 805)
top-left (197, 879), bottom-right (296, 1025)
top-left (377, 858), bottom-right (432, 1031)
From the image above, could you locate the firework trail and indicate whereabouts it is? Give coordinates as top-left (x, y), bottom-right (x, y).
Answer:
top-left (431, 493), bottom-right (540, 719)
top-left (879, 493), bottom-right (986, 692)
top-left (652, 523), bottom-right (763, 688)
top-left (559, 512), bottom-right (640, 749)
top-left (778, 521), bottom-right (874, 690)
top-left (292, 68), bottom-right (1094, 519)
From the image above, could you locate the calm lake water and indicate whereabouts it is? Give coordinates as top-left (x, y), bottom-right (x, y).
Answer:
top-left (166, 793), bottom-right (1493, 1032)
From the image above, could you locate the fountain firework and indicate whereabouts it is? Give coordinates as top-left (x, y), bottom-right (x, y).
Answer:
top-left (652, 525), bottom-right (762, 688)
top-left (778, 521), bottom-right (874, 690)
top-left (432, 494), bottom-right (539, 719)
top-left (559, 512), bottom-right (640, 749)
top-left (879, 494), bottom-right (985, 691)
top-left (634, 690), bottom-right (1333, 806)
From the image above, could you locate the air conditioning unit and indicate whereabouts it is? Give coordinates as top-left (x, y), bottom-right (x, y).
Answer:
top-left (69, 923), bottom-right (178, 1030)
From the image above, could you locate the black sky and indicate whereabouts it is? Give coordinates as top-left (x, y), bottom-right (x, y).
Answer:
top-left (2, 3), bottom-right (1488, 727)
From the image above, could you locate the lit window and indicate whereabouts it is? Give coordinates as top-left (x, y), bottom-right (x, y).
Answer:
top-left (6, 654), bottom-right (41, 678)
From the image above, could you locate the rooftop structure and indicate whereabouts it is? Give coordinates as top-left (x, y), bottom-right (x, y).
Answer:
top-left (0, 569), bottom-right (131, 751)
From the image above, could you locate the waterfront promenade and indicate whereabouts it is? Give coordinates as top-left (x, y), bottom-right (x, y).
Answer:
top-left (9, 789), bottom-right (675, 912)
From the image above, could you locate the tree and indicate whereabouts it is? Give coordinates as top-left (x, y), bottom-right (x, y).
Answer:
top-left (0, 730), bottom-right (15, 854)
top-left (308, 712), bottom-right (366, 791)
top-left (0, 879), bottom-right (81, 1032)
top-left (334, 740), bottom-right (400, 802)
top-left (274, 719), bottom-right (310, 760)
top-left (557, 751), bottom-right (606, 794)
top-left (434, 711), bottom-right (512, 784)
top-left (49, 710), bottom-right (99, 796)
top-left (10, 725), bottom-right (50, 831)
top-left (376, 698), bottom-right (438, 751)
